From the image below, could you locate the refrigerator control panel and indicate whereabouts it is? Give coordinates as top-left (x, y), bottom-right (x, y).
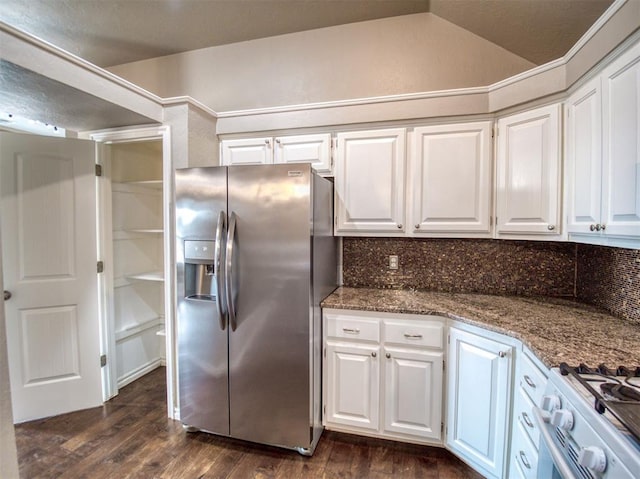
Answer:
top-left (184, 240), bottom-right (215, 262)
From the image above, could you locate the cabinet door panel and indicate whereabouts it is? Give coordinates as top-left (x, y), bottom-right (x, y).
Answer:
top-left (335, 129), bottom-right (406, 234)
top-left (274, 134), bottom-right (332, 175)
top-left (566, 79), bottom-right (603, 234)
top-left (496, 105), bottom-right (561, 235)
top-left (447, 327), bottom-right (512, 479)
top-left (325, 343), bottom-right (379, 430)
top-left (221, 138), bottom-right (272, 166)
top-left (384, 348), bottom-right (442, 441)
top-left (412, 122), bottom-right (492, 234)
top-left (602, 43), bottom-right (640, 237)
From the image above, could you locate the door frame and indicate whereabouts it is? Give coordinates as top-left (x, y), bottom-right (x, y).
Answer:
top-left (85, 125), bottom-right (176, 419)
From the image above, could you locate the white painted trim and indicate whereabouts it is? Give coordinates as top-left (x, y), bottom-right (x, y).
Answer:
top-left (162, 96), bottom-right (219, 118)
top-left (217, 87), bottom-right (489, 118)
top-left (0, 21), bottom-right (164, 107)
top-left (114, 317), bottom-right (164, 341)
top-left (117, 360), bottom-right (164, 389)
top-left (90, 124), bottom-right (176, 419)
top-left (564, 0), bottom-right (628, 61)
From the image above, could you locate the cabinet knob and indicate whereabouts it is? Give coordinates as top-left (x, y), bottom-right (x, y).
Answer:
top-left (371, 352), bottom-right (377, 358)
top-left (523, 375), bottom-right (536, 388)
top-left (547, 224), bottom-right (555, 231)
top-left (275, 138), bottom-right (281, 144)
top-left (595, 224), bottom-right (602, 231)
top-left (265, 139), bottom-right (271, 146)
top-left (601, 224), bottom-right (606, 231)
top-left (590, 224), bottom-right (596, 231)
top-left (498, 351), bottom-right (508, 358)
top-left (519, 451), bottom-right (531, 469)
top-left (3, 291), bottom-right (11, 301)
top-left (397, 224), bottom-right (402, 229)
top-left (386, 353), bottom-right (391, 359)
top-left (415, 224), bottom-right (420, 229)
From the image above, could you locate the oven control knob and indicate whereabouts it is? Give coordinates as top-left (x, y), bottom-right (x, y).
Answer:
top-left (541, 395), bottom-right (561, 412)
top-left (578, 446), bottom-right (607, 473)
top-left (550, 409), bottom-right (574, 430)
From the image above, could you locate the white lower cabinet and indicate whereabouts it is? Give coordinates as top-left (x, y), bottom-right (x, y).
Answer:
top-left (325, 342), bottom-right (380, 431)
top-left (323, 309), bottom-right (444, 445)
top-left (446, 325), bottom-right (515, 479)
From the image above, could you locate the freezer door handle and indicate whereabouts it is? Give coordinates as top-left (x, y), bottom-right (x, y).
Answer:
top-left (225, 211), bottom-right (238, 330)
top-left (214, 210), bottom-right (227, 330)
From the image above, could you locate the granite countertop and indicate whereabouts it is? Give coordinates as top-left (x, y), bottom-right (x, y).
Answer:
top-left (322, 287), bottom-right (640, 369)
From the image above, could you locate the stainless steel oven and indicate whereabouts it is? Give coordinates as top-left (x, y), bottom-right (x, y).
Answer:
top-left (534, 365), bottom-right (640, 479)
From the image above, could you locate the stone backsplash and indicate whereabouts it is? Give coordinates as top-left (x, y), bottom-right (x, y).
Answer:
top-left (576, 244), bottom-right (640, 324)
top-left (342, 238), bottom-right (640, 324)
top-left (342, 238), bottom-right (576, 297)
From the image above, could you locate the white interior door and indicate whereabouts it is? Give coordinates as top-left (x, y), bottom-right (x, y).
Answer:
top-left (0, 133), bottom-right (102, 423)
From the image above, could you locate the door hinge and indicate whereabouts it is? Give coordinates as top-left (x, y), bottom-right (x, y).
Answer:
top-left (97, 261), bottom-right (104, 273)
top-left (95, 164), bottom-right (103, 177)
top-left (323, 405), bottom-right (326, 415)
top-left (443, 359), bottom-right (445, 371)
top-left (447, 334), bottom-right (450, 344)
top-left (441, 422), bottom-right (444, 433)
top-left (323, 347), bottom-right (326, 358)
top-left (100, 354), bottom-right (107, 367)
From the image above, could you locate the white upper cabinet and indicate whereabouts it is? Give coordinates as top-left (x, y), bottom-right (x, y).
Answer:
top-left (565, 41), bottom-right (640, 245)
top-left (335, 128), bottom-right (406, 235)
top-left (221, 134), bottom-right (332, 174)
top-left (411, 122), bottom-right (492, 236)
top-left (496, 104), bottom-right (562, 237)
top-left (601, 42), bottom-right (640, 238)
top-left (273, 133), bottom-right (332, 175)
top-left (566, 78), bottom-right (603, 235)
top-left (221, 137), bottom-right (272, 166)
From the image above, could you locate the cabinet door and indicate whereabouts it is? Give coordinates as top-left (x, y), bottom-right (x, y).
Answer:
top-left (565, 78), bottom-right (603, 234)
top-left (447, 327), bottom-right (513, 479)
top-left (496, 104), bottom-right (562, 236)
top-left (601, 42), bottom-right (640, 237)
top-left (220, 138), bottom-right (272, 166)
top-left (384, 348), bottom-right (443, 441)
top-left (335, 129), bottom-right (406, 234)
top-left (411, 122), bottom-right (492, 235)
top-left (274, 134), bottom-right (332, 175)
top-left (325, 342), bottom-right (380, 431)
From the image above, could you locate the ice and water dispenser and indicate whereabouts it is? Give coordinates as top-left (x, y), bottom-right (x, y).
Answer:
top-left (183, 240), bottom-right (216, 301)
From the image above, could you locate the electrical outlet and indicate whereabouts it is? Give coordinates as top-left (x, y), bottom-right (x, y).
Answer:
top-left (389, 255), bottom-right (399, 270)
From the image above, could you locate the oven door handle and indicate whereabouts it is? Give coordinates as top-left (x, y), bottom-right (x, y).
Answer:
top-left (533, 406), bottom-right (578, 479)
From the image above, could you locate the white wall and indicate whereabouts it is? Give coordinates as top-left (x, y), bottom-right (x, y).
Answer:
top-left (109, 13), bottom-right (535, 112)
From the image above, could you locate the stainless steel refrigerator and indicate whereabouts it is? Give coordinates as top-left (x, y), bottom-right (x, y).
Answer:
top-left (175, 164), bottom-right (337, 454)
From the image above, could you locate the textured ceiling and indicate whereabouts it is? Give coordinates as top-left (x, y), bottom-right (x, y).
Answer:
top-left (0, 0), bottom-right (613, 68)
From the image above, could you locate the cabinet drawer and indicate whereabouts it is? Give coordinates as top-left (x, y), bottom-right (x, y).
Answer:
top-left (326, 314), bottom-right (380, 342)
top-left (511, 418), bottom-right (539, 479)
top-left (383, 320), bottom-right (443, 349)
top-left (515, 385), bottom-right (540, 448)
top-left (519, 352), bottom-right (548, 406)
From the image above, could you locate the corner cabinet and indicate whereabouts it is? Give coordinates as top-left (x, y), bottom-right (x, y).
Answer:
top-left (323, 309), bottom-right (444, 445)
top-left (446, 325), bottom-right (515, 479)
top-left (220, 134), bottom-right (332, 175)
top-left (495, 104), bottom-right (562, 238)
top-left (566, 41), bottom-right (640, 245)
top-left (411, 122), bottom-right (493, 236)
top-left (334, 129), bottom-right (406, 235)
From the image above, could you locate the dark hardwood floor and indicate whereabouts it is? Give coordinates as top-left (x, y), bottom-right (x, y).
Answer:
top-left (15, 367), bottom-right (483, 479)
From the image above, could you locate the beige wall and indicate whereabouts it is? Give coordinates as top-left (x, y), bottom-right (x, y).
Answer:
top-left (0, 229), bottom-right (19, 479)
top-left (110, 13), bottom-right (535, 112)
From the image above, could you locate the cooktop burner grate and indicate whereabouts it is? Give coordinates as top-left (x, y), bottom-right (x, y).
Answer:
top-left (560, 362), bottom-right (640, 443)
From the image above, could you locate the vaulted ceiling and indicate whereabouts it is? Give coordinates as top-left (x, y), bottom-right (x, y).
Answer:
top-left (0, 0), bottom-right (613, 68)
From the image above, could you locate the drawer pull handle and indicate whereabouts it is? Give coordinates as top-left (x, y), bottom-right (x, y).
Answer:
top-left (522, 412), bottom-right (534, 428)
top-left (342, 328), bottom-right (360, 334)
top-left (519, 451), bottom-right (531, 469)
top-left (371, 352), bottom-right (377, 358)
top-left (404, 333), bottom-right (423, 339)
top-left (524, 375), bottom-right (536, 388)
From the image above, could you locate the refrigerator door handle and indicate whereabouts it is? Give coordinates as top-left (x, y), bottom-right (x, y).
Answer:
top-left (225, 211), bottom-right (238, 330)
top-left (214, 210), bottom-right (227, 330)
